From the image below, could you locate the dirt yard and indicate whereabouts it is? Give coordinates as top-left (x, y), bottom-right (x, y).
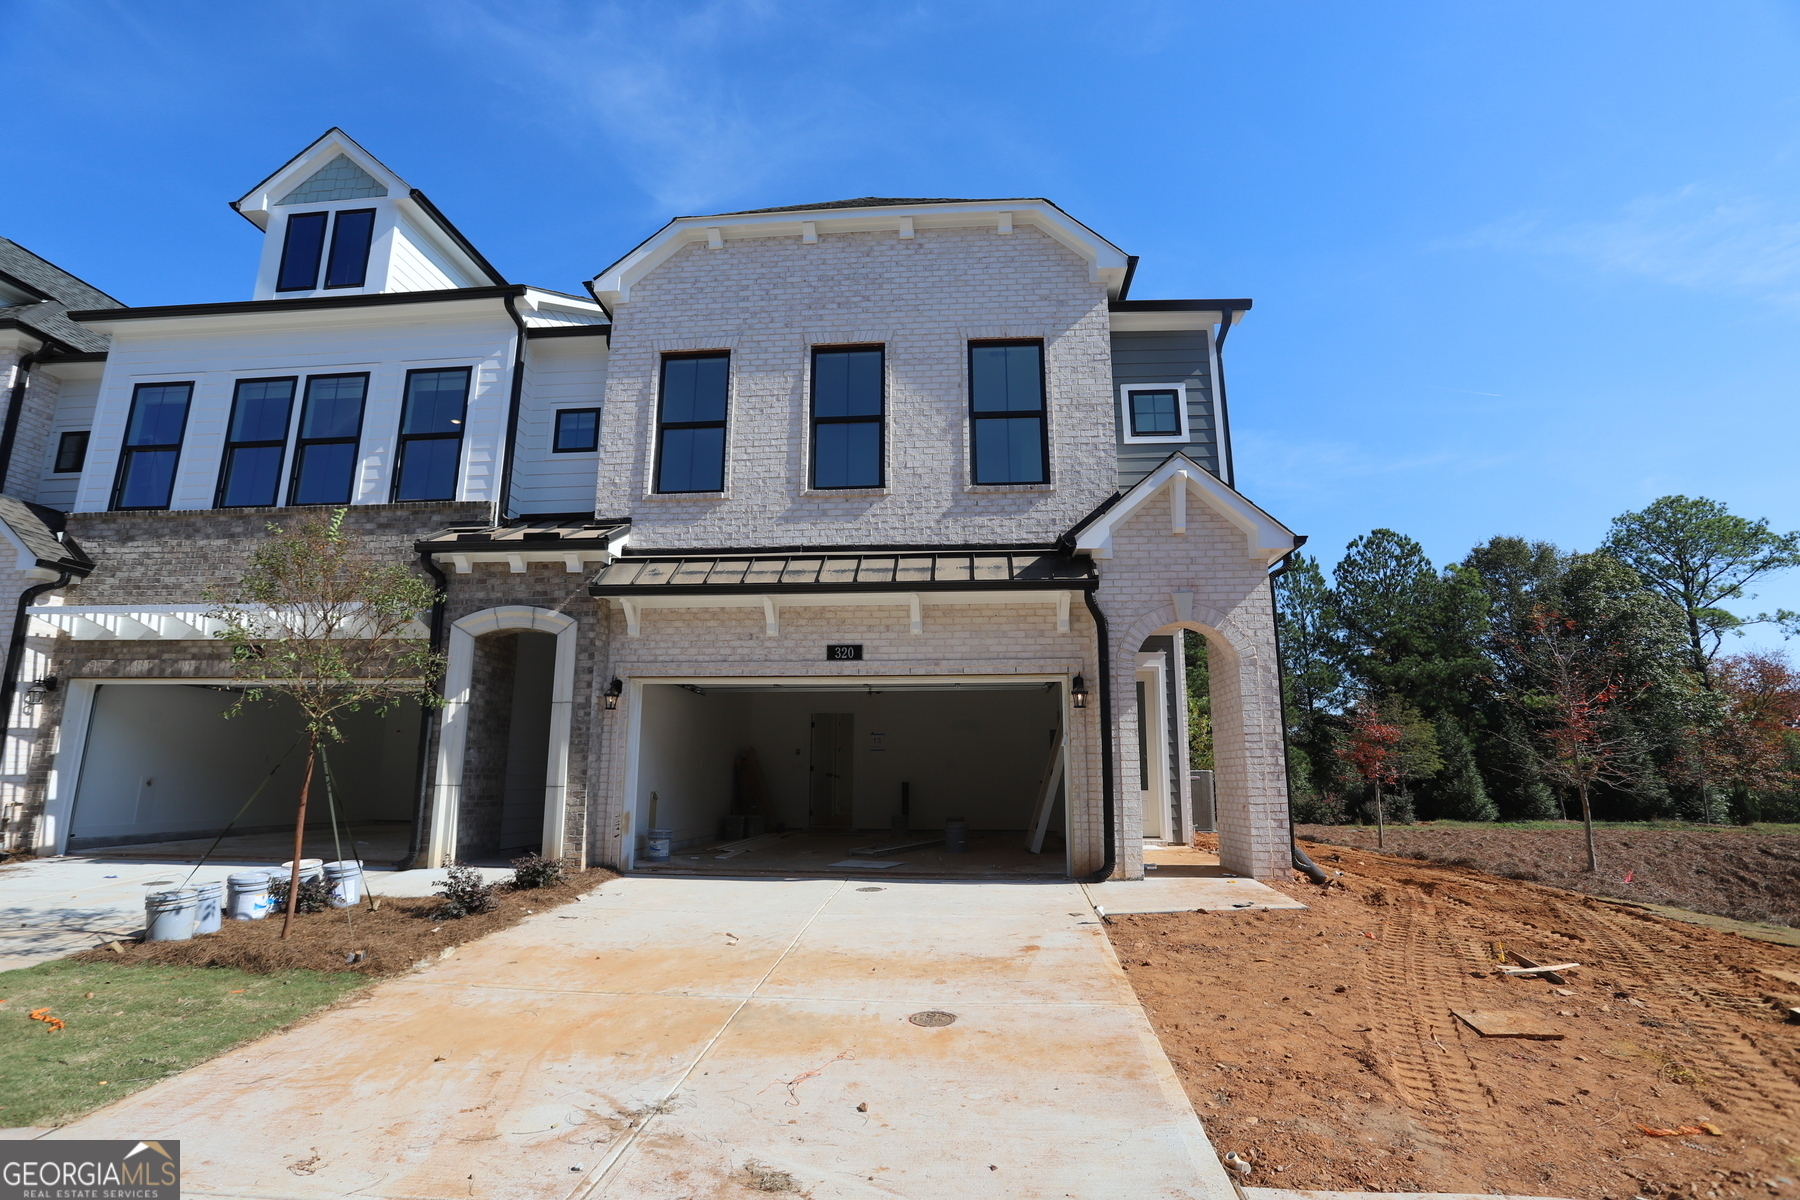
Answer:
top-left (1298, 824), bottom-right (1800, 929)
top-left (71, 867), bottom-right (616, 976)
top-left (1110, 843), bottom-right (1800, 1200)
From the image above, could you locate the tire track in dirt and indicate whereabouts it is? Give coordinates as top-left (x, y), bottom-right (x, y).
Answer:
top-left (1366, 896), bottom-right (1501, 1145)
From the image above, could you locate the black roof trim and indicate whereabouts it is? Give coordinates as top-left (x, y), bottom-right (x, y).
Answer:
top-left (698, 196), bottom-right (1025, 218)
top-left (1118, 255), bottom-right (1139, 301)
top-left (618, 540), bottom-right (1063, 558)
top-left (0, 495), bottom-right (94, 576)
top-left (1109, 298), bottom-right (1253, 313)
top-left (1058, 489), bottom-right (1128, 550)
top-left (69, 284), bottom-right (528, 324)
top-left (525, 324), bottom-right (611, 340)
top-left (0, 318), bottom-right (68, 354)
top-left (407, 188), bottom-right (508, 286)
top-left (36, 350), bottom-right (107, 365)
top-left (592, 578), bottom-right (1095, 598)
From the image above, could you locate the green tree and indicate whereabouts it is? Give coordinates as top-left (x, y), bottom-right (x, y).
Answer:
top-left (1273, 553), bottom-right (1347, 809)
top-left (1333, 530), bottom-right (1490, 719)
top-left (1601, 495), bottom-right (1800, 684)
top-left (208, 509), bottom-right (446, 938)
top-left (1462, 537), bottom-right (1566, 819)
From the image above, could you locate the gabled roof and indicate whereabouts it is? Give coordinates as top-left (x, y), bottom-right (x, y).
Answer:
top-left (1066, 452), bottom-right (1297, 563)
top-left (230, 128), bottom-right (508, 287)
top-left (0, 238), bottom-right (120, 353)
top-left (0, 495), bottom-right (92, 578)
top-left (706, 196), bottom-right (990, 216)
top-left (591, 197), bottom-right (1132, 306)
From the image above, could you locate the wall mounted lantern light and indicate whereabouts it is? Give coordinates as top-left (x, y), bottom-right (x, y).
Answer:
top-left (22, 675), bottom-right (57, 710)
top-left (1070, 674), bottom-right (1088, 709)
top-left (604, 678), bottom-right (623, 710)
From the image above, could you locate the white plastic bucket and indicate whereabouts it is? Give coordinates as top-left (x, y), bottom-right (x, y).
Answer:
top-left (191, 879), bottom-right (225, 934)
top-left (145, 888), bottom-right (199, 942)
top-left (281, 859), bottom-right (325, 883)
top-left (323, 860), bottom-right (364, 908)
top-left (645, 829), bottom-right (673, 861)
top-left (227, 871), bottom-right (272, 920)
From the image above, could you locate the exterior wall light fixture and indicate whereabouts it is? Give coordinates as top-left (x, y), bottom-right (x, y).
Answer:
top-left (1070, 674), bottom-right (1088, 709)
top-left (22, 675), bottom-right (57, 710)
top-left (604, 678), bottom-right (623, 710)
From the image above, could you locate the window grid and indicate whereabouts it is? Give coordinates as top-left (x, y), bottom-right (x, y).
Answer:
top-left (553, 408), bottom-right (601, 453)
top-left (288, 373), bottom-right (368, 506)
top-left (810, 345), bottom-right (884, 489)
top-left (111, 381), bottom-right (193, 510)
top-left (967, 340), bottom-right (1049, 485)
top-left (53, 431), bottom-right (89, 474)
top-left (654, 352), bottom-right (730, 494)
top-left (391, 367), bottom-right (471, 502)
top-left (215, 377), bottom-right (297, 508)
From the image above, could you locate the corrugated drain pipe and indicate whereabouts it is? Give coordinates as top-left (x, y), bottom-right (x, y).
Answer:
top-left (398, 549), bottom-right (450, 869)
top-left (1082, 588), bottom-right (1115, 883)
top-left (1267, 539), bottom-right (1328, 885)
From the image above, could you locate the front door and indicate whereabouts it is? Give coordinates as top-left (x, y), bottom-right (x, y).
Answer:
top-left (809, 713), bottom-right (854, 828)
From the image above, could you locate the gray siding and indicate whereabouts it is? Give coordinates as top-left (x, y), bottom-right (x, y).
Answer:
top-left (1110, 329), bottom-right (1219, 490)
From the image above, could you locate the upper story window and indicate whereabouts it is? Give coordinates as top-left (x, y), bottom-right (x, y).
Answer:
top-left (289, 374), bottom-right (367, 505)
top-left (217, 377), bottom-right (297, 507)
top-left (655, 352), bottom-right (729, 493)
top-left (1119, 382), bottom-right (1190, 443)
top-left (112, 382), bottom-right (193, 510)
top-left (53, 431), bottom-right (89, 474)
top-left (392, 368), bottom-right (470, 502)
top-left (277, 209), bottom-right (376, 292)
top-left (553, 408), bottom-right (601, 453)
top-left (968, 340), bottom-right (1048, 485)
top-left (811, 346), bottom-right (884, 489)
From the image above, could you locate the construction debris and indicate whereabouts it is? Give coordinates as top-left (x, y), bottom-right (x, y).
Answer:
top-left (1498, 961), bottom-right (1580, 977)
top-left (850, 837), bottom-right (942, 857)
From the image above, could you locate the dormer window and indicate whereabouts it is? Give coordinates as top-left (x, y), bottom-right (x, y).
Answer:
top-left (276, 209), bottom-right (376, 292)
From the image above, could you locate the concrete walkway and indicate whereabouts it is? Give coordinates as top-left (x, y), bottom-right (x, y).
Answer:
top-left (43, 873), bottom-right (1243, 1199)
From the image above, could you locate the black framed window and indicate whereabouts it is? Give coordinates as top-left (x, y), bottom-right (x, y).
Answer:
top-left (810, 345), bottom-right (883, 489)
top-left (324, 209), bottom-right (376, 289)
top-left (392, 367), bottom-right (470, 502)
top-left (1127, 388), bottom-right (1182, 438)
top-left (288, 374), bottom-right (367, 505)
top-left (655, 353), bottom-right (729, 493)
top-left (216, 377), bottom-right (297, 507)
top-left (52, 430), bottom-right (89, 474)
top-left (553, 408), bottom-right (601, 453)
top-left (112, 382), bottom-right (192, 510)
top-left (276, 212), bottom-right (329, 292)
top-left (968, 340), bottom-right (1048, 485)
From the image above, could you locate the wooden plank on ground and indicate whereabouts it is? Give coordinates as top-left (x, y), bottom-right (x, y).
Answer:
top-left (1453, 1008), bottom-right (1565, 1040)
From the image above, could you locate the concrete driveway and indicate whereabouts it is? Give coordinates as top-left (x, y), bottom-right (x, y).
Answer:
top-left (45, 873), bottom-right (1245, 1199)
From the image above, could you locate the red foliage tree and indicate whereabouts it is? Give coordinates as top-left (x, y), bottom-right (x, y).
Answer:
top-left (1341, 706), bottom-right (1405, 848)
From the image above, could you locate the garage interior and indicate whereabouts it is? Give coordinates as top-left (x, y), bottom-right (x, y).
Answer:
top-left (66, 683), bottom-right (421, 860)
top-left (631, 680), bottom-right (1069, 877)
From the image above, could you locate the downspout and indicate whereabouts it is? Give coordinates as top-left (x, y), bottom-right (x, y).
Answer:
top-left (398, 549), bottom-right (449, 870)
top-left (1267, 539), bottom-right (1327, 884)
top-left (1212, 309), bottom-right (1238, 489)
top-left (1083, 588), bottom-right (1116, 883)
top-left (0, 342), bottom-right (48, 495)
top-left (495, 294), bottom-right (530, 526)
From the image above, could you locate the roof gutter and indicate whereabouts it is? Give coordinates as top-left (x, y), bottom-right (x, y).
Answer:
top-left (1213, 307), bottom-right (1242, 488)
top-left (495, 293), bottom-right (530, 525)
top-left (1083, 589), bottom-right (1116, 883)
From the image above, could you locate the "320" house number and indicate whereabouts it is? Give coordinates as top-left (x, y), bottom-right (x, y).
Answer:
top-left (826, 644), bottom-right (864, 661)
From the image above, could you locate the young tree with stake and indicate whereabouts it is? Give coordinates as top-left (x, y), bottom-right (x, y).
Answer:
top-left (208, 509), bottom-right (445, 938)
top-left (1341, 705), bottom-right (1404, 848)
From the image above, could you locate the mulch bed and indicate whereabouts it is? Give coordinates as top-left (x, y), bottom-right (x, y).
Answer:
top-left (71, 867), bottom-right (617, 976)
top-left (1297, 824), bottom-right (1800, 929)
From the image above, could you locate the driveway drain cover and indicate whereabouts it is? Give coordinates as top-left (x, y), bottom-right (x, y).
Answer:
top-left (908, 1010), bottom-right (957, 1028)
top-left (856, 887), bottom-right (884, 892)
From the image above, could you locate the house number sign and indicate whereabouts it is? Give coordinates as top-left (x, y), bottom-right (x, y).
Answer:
top-left (826, 644), bottom-right (864, 661)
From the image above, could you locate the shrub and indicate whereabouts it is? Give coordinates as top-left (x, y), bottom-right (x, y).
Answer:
top-left (509, 852), bottom-right (568, 890)
top-left (433, 863), bottom-right (498, 919)
top-left (266, 873), bottom-right (332, 915)
top-left (1292, 790), bottom-right (1347, 825)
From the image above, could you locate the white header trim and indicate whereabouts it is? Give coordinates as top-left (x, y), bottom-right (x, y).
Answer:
top-left (1073, 452), bottom-right (1296, 562)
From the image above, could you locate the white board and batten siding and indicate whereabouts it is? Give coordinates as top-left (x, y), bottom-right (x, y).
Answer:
top-left (510, 336), bottom-right (609, 515)
top-left (70, 306), bottom-right (518, 513)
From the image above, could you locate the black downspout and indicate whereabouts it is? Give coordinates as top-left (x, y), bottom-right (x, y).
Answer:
top-left (496, 295), bottom-right (530, 526)
top-left (1213, 309), bottom-right (1238, 489)
top-left (397, 549), bottom-right (450, 870)
top-left (1083, 588), bottom-right (1116, 883)
top-left (1267, 542), bottom-right (1328, 885)
top-left (1, 570), bottom-right (73, 845)
top-left (0, 345), bottom-right (47, 495)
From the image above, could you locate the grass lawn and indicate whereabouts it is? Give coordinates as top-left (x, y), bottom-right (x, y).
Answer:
top-left (0, 959), bottom-right (367, 1128)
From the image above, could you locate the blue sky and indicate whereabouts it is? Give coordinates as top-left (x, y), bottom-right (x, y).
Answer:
top-left (8, 0), bottom-right (1799, 648)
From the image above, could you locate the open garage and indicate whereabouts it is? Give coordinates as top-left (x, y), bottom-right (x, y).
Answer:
top-left (53, 682), bottom-right (420, 858)
top-left (625, 677), bottom-right (1070, 876)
